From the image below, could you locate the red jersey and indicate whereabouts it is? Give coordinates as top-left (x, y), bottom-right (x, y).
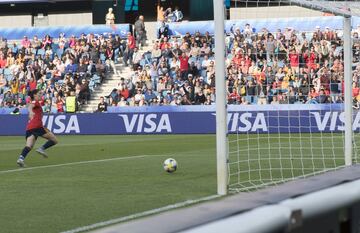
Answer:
top-left (0, 58), bottom-right (6, 68)
top-left (179, 56), bottom-right (189, 72)
top-left (289, 53), bottom-right (299, 67)
top-left (29, 79), bottom-right (37, 91)
top-left (127, 35), bottom-right (136, 50)
top-left (26, 101), bottom-right (44, 130)
top-left (353, 87), bottom-right (360, 97)
top-left (160, 42), bottom-right (170, 50)
top-left (119, 88), bottom-right (130, 99)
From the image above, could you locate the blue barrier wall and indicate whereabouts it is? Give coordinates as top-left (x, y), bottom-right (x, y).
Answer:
top-left (1, 105), bottom-right (359, 136)
top-left (166, 16), bottom-right (360, 36)
top-left (0, 24), bottom-right (131, 40)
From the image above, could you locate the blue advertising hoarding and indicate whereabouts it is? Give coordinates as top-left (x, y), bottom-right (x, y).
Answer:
top-left (0, 105), bottom-right (358, 136)
top-left (0, 24), bottom-right (131, 40)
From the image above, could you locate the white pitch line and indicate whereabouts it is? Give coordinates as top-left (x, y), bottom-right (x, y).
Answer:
top-left (0, 154), bottom-right (167, 174)
top-left (0, 148), bottom-right (213, 175)
top-left (60, 194), bottom-right (221, 233)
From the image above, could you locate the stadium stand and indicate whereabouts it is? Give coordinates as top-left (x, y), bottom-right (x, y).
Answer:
top-left (102, 22), bottom-right (352, 108)
top-left (0, 18), bottom-right (357, 112)
top-left (0, 29), bottom-right (129, 113)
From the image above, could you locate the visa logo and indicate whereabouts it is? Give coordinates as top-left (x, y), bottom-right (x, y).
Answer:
top-left (118, 114), bottom-right (172, 133)
top-left (42, 115), bottom-right (80, 134)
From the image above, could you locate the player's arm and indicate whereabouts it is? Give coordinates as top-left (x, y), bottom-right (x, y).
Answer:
top-left (28, 103), bottom-right (35, 120)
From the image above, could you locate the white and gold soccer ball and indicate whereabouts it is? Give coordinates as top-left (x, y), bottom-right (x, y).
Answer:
top-left (163, 158), bottom-right (177, 173)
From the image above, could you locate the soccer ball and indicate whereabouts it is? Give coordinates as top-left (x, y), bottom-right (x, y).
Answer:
top-left (163, 158), bottom-right (177, 173)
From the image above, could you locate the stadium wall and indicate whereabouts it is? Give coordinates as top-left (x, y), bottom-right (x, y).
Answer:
top-left (48, 13), bottom-right (93, 26)
top-left (230, 6), bottom-right (323, 19)
top-left (164, 16), bottom-right (360, 36)
top-left (0, 13), bottom-right (93, 28)
top-left (0, 15), bottom-right (32, 28)
top-left (1, 105), bottom-right (358, 136)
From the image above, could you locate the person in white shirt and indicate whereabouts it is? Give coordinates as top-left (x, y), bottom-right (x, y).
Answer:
top-left (134, 89), bottom-right (145, 102)
top-left (132, 47), bottom-right (143, 68)
top-left (190, 43), bottom-right (201, 57)
top-left (169, 57), bottom-right (180, 69)
top-left (201, 55), bottom-right (211, 70)
top-left (117, 96), bottom-right (128, 107)
top-left (105, 8), bottom-right (115, 25)
top-left (243, 23), bottom-right (253, 41)
top-left (200, 43), bottom-right (211, 56)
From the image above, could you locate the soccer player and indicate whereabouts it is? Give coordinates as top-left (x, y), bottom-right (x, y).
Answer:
top-left (17, 90), bottom-right (58, 167)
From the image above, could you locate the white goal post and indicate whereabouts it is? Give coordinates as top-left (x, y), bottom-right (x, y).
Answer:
top-left (214, 0), bottom-right (229, 195)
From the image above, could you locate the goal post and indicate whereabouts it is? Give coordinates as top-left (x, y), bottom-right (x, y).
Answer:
top-left (214, 0), bottom-right (229, 195)
top-left (343, 16), bottom-right (353, 166)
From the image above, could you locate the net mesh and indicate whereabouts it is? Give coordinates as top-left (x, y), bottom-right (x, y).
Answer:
top-left (226, 0), bottom-right (360, 192)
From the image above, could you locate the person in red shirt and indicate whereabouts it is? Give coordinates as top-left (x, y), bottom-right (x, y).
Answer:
top-left (28, 76), bottom-right (37, 91)
top-left (124, 32), bottom-right (136, 66)
top-left (21, 36), bottom-right (31, 48)
top-left (119, 85), bottom-right (130, 99)
top-left (159, 37), bottom-right (171, 50)
top-left (17, 89), bottom-right (58, 167)
top-left (303, 47), bottom-right (317, 71)
top-left (228, 88), bottom-right (240, 104)
top-left (288, 49), bottom-right (299, 74)
top-left (0, 54), bottom-right (6, 68)
top-left (179, 53), bottom-right (189, 80)
top-left (232, 53), bottom-right (242, 69)
top-left (56, 95), bottom-right (65, 113)
top-left (353, 82), bottom-right (360, 97)
top-left (106, 43), bottom-right (114, 60)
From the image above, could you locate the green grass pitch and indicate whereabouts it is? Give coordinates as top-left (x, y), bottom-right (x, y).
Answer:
top-left (0, 135), bottom-right (217, 233)
top-left (0, 134), bottom-right (349, 233)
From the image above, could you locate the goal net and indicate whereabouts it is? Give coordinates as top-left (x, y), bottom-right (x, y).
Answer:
top-left (225, 0), bottom-right (360, 192)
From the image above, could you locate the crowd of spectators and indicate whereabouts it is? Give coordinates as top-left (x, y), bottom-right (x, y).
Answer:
top-left (101, 23), bottom-right (360, 109)
top-left (0, 32), bottom-right (124, 112)
top-left (2, 21), bottom-right (360, 113)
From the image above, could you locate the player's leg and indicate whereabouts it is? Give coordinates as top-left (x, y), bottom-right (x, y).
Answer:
top-left (36, 129), bottom-right (58, 158)
top-left (17, 134), bottom-right (36, 167)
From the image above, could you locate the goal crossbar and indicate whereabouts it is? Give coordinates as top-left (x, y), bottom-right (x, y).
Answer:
top-left (287, 0), bottom-right (353, 17)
